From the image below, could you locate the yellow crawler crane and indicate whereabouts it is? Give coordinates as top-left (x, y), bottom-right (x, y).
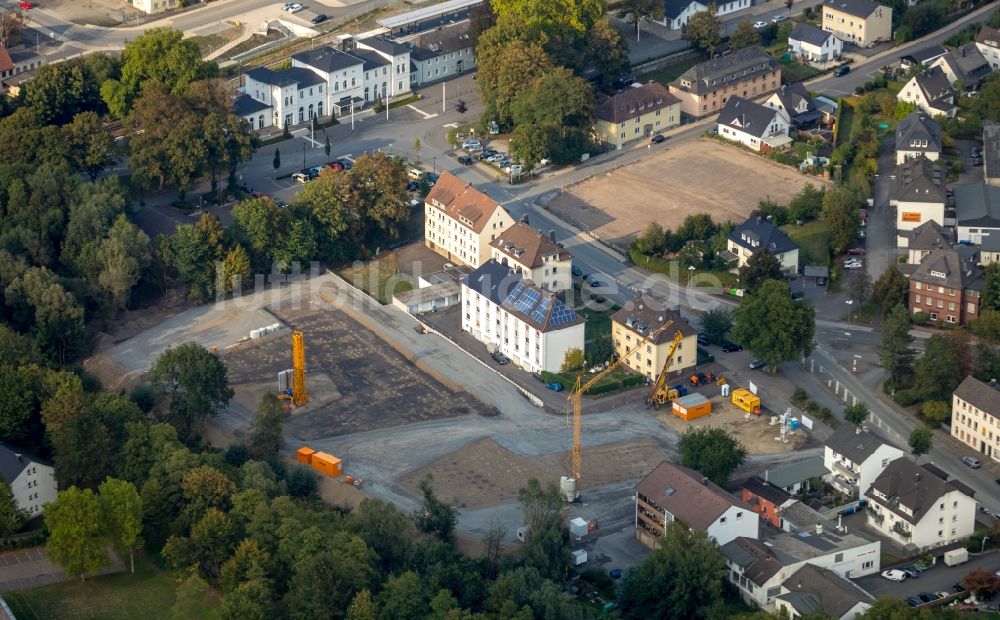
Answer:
top-left (566, 321), bottom-right (672, 481)
top-left (292, 330), bottom-right (308, 406)
top-left (644, 331), bottom-right (686, 409)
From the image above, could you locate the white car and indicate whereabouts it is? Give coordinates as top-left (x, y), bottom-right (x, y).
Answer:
top-left (286, 3), bottom-right (304, 13)
top-left (881, 569), bottom-right (908, 582)
top-left (771, 14), bottom-right (787, 23)
top-left (291, 173), bottom-right (309, 184)
top-left (752, 20), bottom-right (768, 29)
top-left (461, 140), bottom-right (481, 149)
top-left (844, 262), bottom-right (864, 270)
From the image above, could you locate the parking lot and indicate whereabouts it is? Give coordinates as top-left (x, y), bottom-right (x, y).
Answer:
top-left (855, 551), bottom-right (1000, 604)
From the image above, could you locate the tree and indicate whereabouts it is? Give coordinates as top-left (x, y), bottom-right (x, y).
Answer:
top-left (272, 148), bottom-right (281, 177)
top-left (585, 17), bottom-right (630, 89)
top-left (97, 215), bottom-right (152, 312)
top-left (413, 137), bottom-right (421, 163)
top-left (377, 571), bottom-right (427, 620)
top-left (25, 61), bottom-right (104, 125)
top-left (843, 403), bottom-right (869, 426)
top-left (738, 249), bottom-right (782, 293)
top-left (518, 478), bottom-right (568, 580)
top-left (64, 112), bottom-right (116, 180)
top-left (98, 478), bottom-right (142, 574)
top-left (475, 36), bottom-right (553, 129)
top-left (169, 575), bottom-right (215, 620)
top-left (618, 521), bottom-right (726, 618)
top-left (678, 427), bottom-right (747, 485)
top-left (0, 481), bottom-right (25, 540)
top-left (232, 197), bottom-right (290, 270)
top-left (731, 280), bottom-right (815, 369)
top-left (250, 394), bottom-right (284, 462)
top-left (0, 8), bottom-right (27, 48)
top-left (221, 578), bottom-right (272, 620)
top-left (963, 568), bottom-right (1000, 600)
top-left (5, 268), bottom-right (86, 365)
top-left (921, 400), bottom-right (950, 427)
top-left (586, 330), bottom-right (613, 367)
top-left (45, 487), bottom-right (110, 579)
top-left (872, 265), bottom-right (908, 311)
top-left (219, 245), bottom-right (253, 296)
top-left (879, 305), bottom-right (915, 388)
top-left (908, 427), bottom-right (932, 463)
top-left (285, 543), bottom-right (376, 620)
top-left (560, 347), bottom-right (585, 373)
top-left (787, 184), bottom-right (825, 222)
top-left (617, 0), bottom-right (664, 41)
top-left (822, 188), bottom-right (861, 255)
top-left (635, 222), bottom-right (668, 255)
top-left (683, 4), bottom-right (722, 54)
top-left (40, 372), bottom-right (86, 436)
top-left (698, 308), bottom-right (732, 345)
top-left (849, 271), bottom-right (873, 305)
top-left (913, 335), bottom-right (965, 401)
top-left (729, 20), bottom-right (761, 50)
top-left (53, 394), bottom-right (143, 489)
top-left (346, 590), bottom-right (379, 620)
top-left (982, 263), bottom-right (1000, 312)
top-left (148, 342), bottom-right (233, 443)
top-left (415, 475), bottom-right (456, 542)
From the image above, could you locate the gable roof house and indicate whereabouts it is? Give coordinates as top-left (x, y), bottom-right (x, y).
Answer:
top-left (727, 215), bottom-right (800, 273)
top-left (424, 172), bottom-right (514, 268)
top-left (653, 0), bottom-right (753, 30)
top-left (955, 183), bottom-right (1000, 244)
top-left (898, 67), bottom-right (957, 118)
top-left (489, 222), bottom-right (572, 293)
top-left (773, 564), bottom-right (875, 620)
top-left (985, 121), bottom-right (1000, 187)
top-left (668, 46), bottom-right (781, 117)
top-left (788, 23), bottom-right (844, 64)
top-left (892, 157), bottom-right (946, 246)
top-left (594, 82), bottom-right (681, 150)
top-left (760, 455), bottom-right (830, 496)
top-left (821, 0), bottom-right (892, 48)
top-left (976, 25), bottom-right (1000, 70)
top-left (908, 244), bottom-right (983, 325)
top-left (951, 375), bottom-right (1000, 463)
top-left (895, 110), bottom-right (941, 164)
top-left (742, 477), bottom-right (794, 528)
top-left (611, 297), bottom-right (699, 380)
top-left (930, 42), bottom-right (991, 92)
top-left (717, 96), bottom-right (791, 153)
top-left (764, 83), bottom-right (826, 128)
top-left (635, 461), bottom-right (759, 549)
top-left (823, 425), bottom-right (904, 500)
top-left (865, 458), bottom-right (977, 549)
top-left (243, 66), bottom-right (328, 129)
top-left (898, 44), bottom-right (949, 70)
top-left (901, 219), bottom-right (951, 260)
top-left (0, 443), bottom-right (56, 517)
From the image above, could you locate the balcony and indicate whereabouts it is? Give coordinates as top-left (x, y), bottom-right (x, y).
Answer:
top-left (867, 508), bottom-right (884, 525)
top-left (831, 474), bottom-right (859, 497)
top-left (832, 460), bottom-right (858, 478)
top-left (892, 523), bottom-right (912, 540)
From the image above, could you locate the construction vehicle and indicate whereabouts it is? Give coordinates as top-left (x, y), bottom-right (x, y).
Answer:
top-left (278, 330), bottom-right (309, 406)
top-left (732, 388), bottom-right (761, 415)
top-left (645, 330), bottom-right (687, 409)
top-left (567, 321), bottom-right (674, 484)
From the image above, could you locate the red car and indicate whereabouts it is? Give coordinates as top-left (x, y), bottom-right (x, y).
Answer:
top-left (326, 162), bottom-right (343, 170)
top-left (19, 2), bottom-right (33, 10)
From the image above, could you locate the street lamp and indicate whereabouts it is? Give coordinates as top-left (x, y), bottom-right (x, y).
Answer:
top-left (845, 299), bottom-right (854, 325)
top-left (433, 156), bottom-right (436, 174)
top-left (983, 535), bottom-right (990, 552)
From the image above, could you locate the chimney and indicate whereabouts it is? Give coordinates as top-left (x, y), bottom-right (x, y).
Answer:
top-left (815, 522), bottom-right (823, 535)
top-left (756, 216), bottom-right (762, 225)
top-left (14, 453), bottom-right (22, 462)
top-left (549, 230), bottom-right (556, 243)
top-left (915, 472), bottom-right (921, 481)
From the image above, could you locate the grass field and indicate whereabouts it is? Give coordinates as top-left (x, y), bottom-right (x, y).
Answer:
top-left (780, 59), bottom-right (821, 84)
top-left (639, 58), bottom-right (700, 87)
top-left (338, 253), bottom-right (415, 304)
top-left (782, 220), bottom-right (832, 266)
top-left (5, 555), bottom-right (220, 620)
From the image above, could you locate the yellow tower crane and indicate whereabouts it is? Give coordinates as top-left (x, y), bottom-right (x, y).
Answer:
top-left (566, 321), bottom-right (672, 482)
top-left (292, 330), bottom-right (308, 406)
top-left (645, 331), bottom-right (686, 409)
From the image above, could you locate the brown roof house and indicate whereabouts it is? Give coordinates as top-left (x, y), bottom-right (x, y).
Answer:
top-left (489, 220), bottom-right (572, 293)
top-left (424, 172), bottom-right (514, 268)
top-left (611, 296), bottom-right (698, 381)
top-left (668, 46), bottom-right (781, 118)
top-left (635, 461), bottom-right (759, 549)
top-left (594, 82), bottom-right (680, 150)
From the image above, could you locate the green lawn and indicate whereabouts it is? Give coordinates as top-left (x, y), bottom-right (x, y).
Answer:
top-left (574, 303), bottom-right (618, 345)
top-left (5, 555), bottom-right (220, 620)
top-left (337, 253), bottom-right (415, 304)
top-left (780, 59), bottom-right (821, 84)
top-left (836, 101), bottom-right (854, 147)
top-left (782, 220), bottom-right (831, 267)
top-left (639, 58), bottom-right (700, 87)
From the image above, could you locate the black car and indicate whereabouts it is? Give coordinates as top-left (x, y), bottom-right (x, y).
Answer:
top-left (458, 155), bottom-right (475, 165)
top-left (651, 134), bottom-right (666, 144)
top-left (721, 342), bottom-right (742, 352)
top-left (491, 351), bottom-right (509, 365)
top-left (905, 597), bottom-right (922, 607)
top-left (407, 180), bottom-right (419, 192)
top-left (972, 156), bottom-right (984, 166)
top-left (311, 14), bottom-right (327, 24)
top-left (917, 592), bottom-right (937, 603)
top-left (696, 334), bottom-right (710, 346)
top-left (833, 64), bottom-right (850, 77)
top-left (954, 582), bottom-right (967, 592)
top-left (971, 145), bottom-right (982, 158)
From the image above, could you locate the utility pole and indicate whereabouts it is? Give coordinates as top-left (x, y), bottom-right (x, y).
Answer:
top-left (442, 82), bottom-right (445, 113)
top-left (302, 143), bottom-right (306, 170)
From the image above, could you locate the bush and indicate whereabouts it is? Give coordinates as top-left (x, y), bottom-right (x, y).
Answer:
top-left (622, 374), bottom-right (645, 388)
top-left (911, 311), bottom-right (929, 325)
top-left (224, 443), bottom-right (251, 467)
top-left (580, 567), bottom-right (614, 591)
top-left (791, 387), bottom-right (808, 407)
top-left (893, 389), bottom-right (923, 407)
top-left (286, 465), bottom-right (318, 497)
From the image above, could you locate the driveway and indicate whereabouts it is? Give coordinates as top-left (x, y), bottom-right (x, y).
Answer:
top-left (855, 551), bottom-right (1000, 602)
top-left (0, 547), bottom-right (124, 593)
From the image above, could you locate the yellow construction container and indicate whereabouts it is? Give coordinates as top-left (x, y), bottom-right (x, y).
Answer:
top-left (296, 447), bottom-right (316, 464)
top-left (732, 388), bottom-right (761, 415)
top-left (672, 393), bottom-right (712, 421)
top-left (310, 452), bottom-right (342, 478)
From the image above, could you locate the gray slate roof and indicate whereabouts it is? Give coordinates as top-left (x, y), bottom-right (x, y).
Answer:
top-left (912, 67), bottom-right (954, 104)
top-left (896, 110), bottom-right (941, 155)
top-left (636, 461), bottom-right (737, 530)
top-left (825, 425), bottom-right (890, 464)
top-left (721, 537), bottom-right (783, 586)
top-left (900, 44), bottom-right (948, 66)
top-left (954, 375), bottom-right (1000, 419)
top-left (462, 260), bottom-right (583, 333)
top-left (776, 564), bottom-right (874, 618)
top-left (790, 22), bottom-right (834, 46)
top-left (728, 215), bottom-right (799, 255)
top-left (955, 183), bottom-right (1000, 227)
top-left (895, 157), bottom-right (944, 204)
top-left (595, 82), bottom-right (679, 124)
top-left (984, 121), bottom-right (1000, 182)
top-left (906, 220), bottom-right (951, 251)
top-left (763, 455), bottom-right (828, 488)
top-left (245, 66), bottom-right (325, 88)
top-left (823, 0), bottom-right (883, 18)
top-left (0, 443), bottom-right (44, 485)
top-left (936, 43), bottom-right (990, 81)
top-left (233, 94), bottom-right (270, 117)
top-left (767, 82), bottom-right (821, 125)
top-left (663, 0), bottom-right (702, 20)
top-left (353, 49), bottom-right (390, 71)
top-left (867, 457), bottom-right (964, 525)
top-left (292, 46), bottom-right (364, 73)
top-left (910, 245), bottom-right (983, 291)
top-left (360, 36), bottom-right (409, 56)
top-left (408, 23), bottom-right (473, 61)
top-left (718, 97), bottom-right (782, 139)
top-left (743, 476), bottom-right (792, 506)
top-left (674, 46), bottom-right (778, 95)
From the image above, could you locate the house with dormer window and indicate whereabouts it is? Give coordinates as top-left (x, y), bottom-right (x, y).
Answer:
top-left (895, 110), bottom-right (941, 164)
top-left (717, 97), bottom-right (791, 153)
top-left (898, 67), bottom-right (957, 118)
top-left (891, 156), bottom-right (946, 247)
top-left (823, 425), bottom-right (903, 500)
top-left (489, 222), bottom-right (572, 293)
top-left (668, 46), bottom-right (781, 118)
top-left (908, 245), bottom-right (983, 325)
top-left (594, 83), bottom-right (680, 150)
top-left (976, 26), bottom-right (1000, 70)
top-left (424, 172), bottom-right (514, 268)
top-left (727, 216), bottom-right (800, 273)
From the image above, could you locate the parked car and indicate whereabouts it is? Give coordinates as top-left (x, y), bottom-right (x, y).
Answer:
top-left (771, 14), bottom-right (787, 23)
top-left (881, 569), bottom-right (908, 582)
top-left (905, 597), bottom-right (922, 607)
top-left (458, 155), bottom-right (475, 165)
top-left (284, 3), bottom-right (303, 12)
top-left (833, 64), bottom-right (851, 77)
top-left (19, 1), bottom-right (32, 8)
top-left (465, 145), bottom-right (483, 154)
top-left (571, 265), bottom-right (583, 277)
top-left (327, 161), bottom-right (344, 170)
top-left (917, 593), bottom-right (937, 603)
top-left (587, 279), bottom-right (604, 288)
top-left (609, 568), bottom-right (622, 579)
top-left (858, 228), bottom-right (866, 239)
top-left (847, 248), bottom-right (866, 256)
top-left (547, 382), bottom-right (564, 392)
top-left (491, 351), bottom-right (509, 365)
top-left (311, 13), bottom-right (327, 24)
top-left (901, 568), bottom-right (920, 579)
top-left (971, 145), bottom-right (982, 158)
top-left (721, 342), bottom-right (742, 352)
top-left (697, 334), bottom-right (711, 346)
top-left (935, 592), bottom-right (950, 600)
top-left (461, 140), bottom-right (481, 149)
top-left (292, 172), bottom-right (310, 184)
top-left (651, 134), bottom-right (666, 144)
top-left (972, 156), bottom-right (984, 166)
top-left (844, 261), bottom-right (864, 270)
top-left (752, 20), bottom-right (767, 29)
top-left (335, 158), bottom-right (353, 170)
top-left (962, 456), bottom-right (982, 468)
top-left (748, 359), bottom-right (766, 370)
top-left (816, 276), bottom-right (827, 286)
top-left (954, 583), bottom-right (967, 592)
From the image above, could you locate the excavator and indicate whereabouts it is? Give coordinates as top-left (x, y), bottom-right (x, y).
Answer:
top-left (566, 321), bottom-right (674, 482)
top-left (645, 330), bottom-right (687, 409)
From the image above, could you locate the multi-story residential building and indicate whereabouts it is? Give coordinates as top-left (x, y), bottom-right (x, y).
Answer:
top-left (823, 425), bottom-right (903, 499)
top-left (405, 22), bottom-right (476, 86)
top-left (895, 110), bottom-right (941, 164)
top-left (291, 47), bottom-right (366, 118)
top-left (773, 564), bottom-right (874, 620)
top-left (788, 23), bottom-right (843, 63)
top-left (611, 297), bottom-right (698, 381)
top-left (865, 458), bottom-right (977, 550)
top-left (727, 216), bottom-right (800, 273)
top-left (723, 501), bottom-right (880, 609)
top-left (716, 96), bottom-right (791, 152)
top-left (952, 375), bottom-right (1000, 461)
top-left (930, 42), bottom-right (991, 92)
top-left (986, 121), bottom-right (1000, 187)
top-left (130, 0), bottom-right (177, 14)
top-left (742, 477), bottom-right (793, 528)
top-left (594, 83), bottom-right (681, 150)
top-left (654, 0), bottom-right (752, 30)
top-left (460, 260), bottom-right (584, 373)
top-left (900, 219), bottom-right (950, 257)
top-left (821, 0), bottom-right (892, 48)
top-left (668, 46), bottom-right (781, 118)
top-left (424, 172), bottom-right (514, 268)
top-left (759, 455), bottom-right (829, 496)
top-left (955, 183), bottom-right (1000, 244)
top-left (892, 157), bottom-right (945, 246)
top-left (908, 245), bottom-right (983, 325)
top-left (764, 83), bottom-right (826, 128)
top-left (976, 26), bottom-right (1000, 70)
top-left (636, 461), bottom-right (759, 549)
top-left (898, 67), bottom-right (956, 118)
top-left (244, 67), bottom-right (327, 129)
top-left (489, 222), bottom-right (572, 293)
top-left (0, 443), bottom-right (56, 517)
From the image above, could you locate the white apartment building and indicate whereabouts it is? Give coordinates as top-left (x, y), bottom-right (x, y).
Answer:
top-left (952, 375), bottom-right (1000, 461)
top-left (291, 47), bottom-right (366, 118)
top-left (655, 0), bottom-right (753, 30)
top-left (489, 222), bottom-right (572, 293)
top-left (355, 37), bottom-right (412, 101)
top-left (976, 26), bottom-right (1000, 70)
top-left (891, 157), bottom-right (946, 246)
top-left (717, 96), bottom-right (791, 153)
top-left (244, 67), bottom-right (327, 129)
top-left (461, 260), bottom-right (584, 374)
top-left (425, 172), bottom-right (514, 268)
top-left (823, 425), bottom-right (904, 500)
top-left (130, 0), bottom-right (177, 14)
top-left (0, 443), bottom-right (56, 517)
top-left (405, 22), bottom-right (477, 85)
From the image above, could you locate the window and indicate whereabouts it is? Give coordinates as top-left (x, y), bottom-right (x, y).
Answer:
top-left (834, 553), bottom-right (843, 562)
top-left (736, 511), bottom-right (743, 518)
top-left (720, 517), bottom-right (727, 523)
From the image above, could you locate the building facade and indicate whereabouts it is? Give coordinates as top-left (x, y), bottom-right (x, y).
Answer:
top-left (976, 26), bottom-right (1000, 70)
top-left (895, 110), bottom-right (941, 164)
top-left (955, 183), bottom-right (1000, 243)
top-left (898, 67), bottom-right (956, 118)
top-left (244, 67), bottom-right (327, 129)
top-left (131, 0), bottom-right (178, 14)
top-left (611, 297), bottom-right (698, 381)
top-left (727, 216), bottom-right (800, 273)
top-left (952, 375), bottom-right (1000, 461)
top-left (908, 246), bottom-right (982, 325)
top-left (823, 425), bottom-right (904, 499)
top-left (668, 46), bottom-right (781, 118)
top-left (406, 23), bottom-right (476, 85)
top-left (717, 96), bottom-right (791, 153)
top-left (0, 444), bottom-right (56, 517)
top-left (892, 157), bottom-right (946, 246)
top-left (489, 222), bottom-right (572, 293)
top-left (654, 0), bottom-right (753, 30)
top-left (424, 172), bottom-right (514, 268)
top-left (822, 0), bottom-right (892, 48)
top-left (788, 23), bottom-right (844, 63)
top-left (594, 83), bottom-right (681, 150)
top-left (461, 261), bottom-right (584, 373)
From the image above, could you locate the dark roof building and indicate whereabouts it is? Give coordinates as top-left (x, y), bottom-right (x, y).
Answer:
top-left (595, 82), bottom-right (679, 124)
top-left (825, 424), bottom-right (893, 465)
top-left (245, 66), bottom-right (325, 88)
top-left (895, 157), bottom-right (944, 204)
top-left (636, 461), bottom-right (741, 530)
top-left (895, 110), bottom-right (941, 161)
top-left (790, 22), bottom-right (834, 46)
top-left (934, 42), bottom-right (991, 88)
top-left (899, 44), bottom-right (948, 68)
top-left (911, 245), bottom-right (982, 291)
top-left (462, 260), bottom-right (583, 333)
top-left (908, 244), bottom-right (984, 325)
top-left (611, 297), bottom-right (698, 345)
top-left (765, 82), bottom-right (823, 126)
top-left (984, 121), bottom-right (1000, 186)
top-left (907, 67), bottom-right (956, 116)
top-left (407, 23), bottom-right (473, 61)
top-left (955, 183), bottom-right (1000, 229)
top-left (292, 46), bottom-right (365, 73)
top-left (718, 96), bottom-right (785, 139)
top-left (233, 94), bottom-right (271, 117)
top-left (823, 0), bottom-right (882, 18)
top-left (902, 220), bottom-right (951, 260)
top-left (866, 458), bottom-right (968, 525)
top-left (728, 215), bottom-right (799, 256)
top-left (721, 537), bottom-right (783, 588)
top-left (774, 564), bottom-right (874, 619)
top-left (672, 46), bottom-right (778, 96)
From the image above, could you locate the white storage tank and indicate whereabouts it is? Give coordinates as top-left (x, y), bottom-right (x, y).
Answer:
top-left (560, 476), bottom-right (577, 502)
top-left (721, 383), bottom-right (731, 397)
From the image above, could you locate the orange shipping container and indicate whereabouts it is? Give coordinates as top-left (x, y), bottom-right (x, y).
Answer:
top-left (672, 393), bottom-right (712, 421)
top-left (310, 451), bottom-right (342, 477)
top-left (296, 447), bottom-right (316, 464)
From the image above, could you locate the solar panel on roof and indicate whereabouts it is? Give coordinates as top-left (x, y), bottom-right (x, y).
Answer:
top-left (548, 302), bottom-right (578, 326)
top-left (503, 282), bottom-right (525, 305)
top-left (530, 297), bottom-right (551, 324)
top-left (513, 287), bottom-right (540, 314)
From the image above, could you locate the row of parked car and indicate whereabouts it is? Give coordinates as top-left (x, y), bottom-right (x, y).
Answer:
top-left (459, 140), bottom-right (525, 175)
top-left (291, 158), bottom-right (354, 183)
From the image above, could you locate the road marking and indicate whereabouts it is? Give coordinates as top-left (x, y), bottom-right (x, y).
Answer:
top-left (443, 122), bottom-right (459, 128)
top-left (406, 104), bottom-right (437, 120)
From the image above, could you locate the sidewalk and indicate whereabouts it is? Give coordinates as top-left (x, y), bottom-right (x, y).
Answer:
top-left (0, 547), bottom-right (125, 593)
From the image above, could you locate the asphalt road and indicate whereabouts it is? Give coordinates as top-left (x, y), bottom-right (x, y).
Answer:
top-left (856, 552), bottom-right (1000, 602)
